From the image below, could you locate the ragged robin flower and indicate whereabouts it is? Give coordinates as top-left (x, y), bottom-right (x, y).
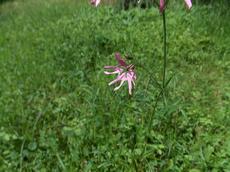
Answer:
top-left (90, 0), bottom-right (101, 7)
top-left (104, 53), bottom-right (136, 95)
top-left (159, 0), bottom-right (192, 13)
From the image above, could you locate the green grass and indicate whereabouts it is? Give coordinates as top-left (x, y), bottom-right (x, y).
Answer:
top-left (0, 0), bottom-right (229, 171)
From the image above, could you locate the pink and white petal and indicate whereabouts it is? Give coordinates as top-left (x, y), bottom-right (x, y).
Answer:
top-left (114, 80), bottom-right (125, 91)
top-left (104, 66), bottom-right (117, 69)
top-left (95, 0), bottom-right (101, 6)
top-left (104, 66), bottom-right (123, 72)
top-left (128, 71), bottom-right (136, 80)
top-left (91, 0), bottom-right (101, 7)
top-left (108, 73), bottom-right (125, 86)
top-left (115, 53), bottom-right (127, 67)
top-left (132, 72), bottom-right (137, 80)
top-left (184, 0), bottom-right (192, 9)
top-left (127, 77), bottom-right (133, 95)
top-left (108, 78), bottom-right (119, 86)
top-left (104, 70), bottom-right (120, 75)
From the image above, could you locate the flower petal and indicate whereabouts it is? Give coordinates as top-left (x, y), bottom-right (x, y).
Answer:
top-left (104, 65), bottom-right (123, 76)
top-left (184, 0), bottom-right (192, 9)
top-left (115, 53), bottom-right (127, 67)
top-left (114, 79), bottom-right (125, 91)
top-left (108, 73), bottom-right (125, 86)
top-left (104, 66), bottom-right (116, 69)
top-left (104, 71), bottom-right (120, 75)
top-left (127, 75), bottom-right (133, 95)
top-left (159, 0), bottom-right (165, 13)
top-left (90, 0), bottom-right (101, 7)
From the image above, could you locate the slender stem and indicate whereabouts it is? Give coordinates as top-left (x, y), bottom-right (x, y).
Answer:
top-left (162, 11), bottom-right (167, 106)
top-left (148, 9), bottom-right (168, 129)
top-left (20, 139), bottom-right (25, 172)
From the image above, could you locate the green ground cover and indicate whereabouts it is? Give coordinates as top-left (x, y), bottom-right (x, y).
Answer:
top-left (0, 0), bottom-right (229, 171)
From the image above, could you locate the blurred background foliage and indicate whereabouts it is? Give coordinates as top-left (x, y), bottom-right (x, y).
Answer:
top-left (0, 0), bottom-right (229, 171)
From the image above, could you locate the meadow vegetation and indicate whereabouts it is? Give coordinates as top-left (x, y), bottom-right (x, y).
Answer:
top-left (0, 0), bottom-right (229, 171)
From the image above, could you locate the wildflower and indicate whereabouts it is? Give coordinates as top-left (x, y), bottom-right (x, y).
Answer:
top-left (159, 0), bottom-right (192, 13)
top-left (184, 0), bottom-right (192, 9)
top-left (159, 0), bottom-right (165, 13)
top-left (104, 53), bottom-right (136, 95)
top-left (90, 0), bottom-right (101, 7)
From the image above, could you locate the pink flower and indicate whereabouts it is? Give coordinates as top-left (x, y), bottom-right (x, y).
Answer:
top-left (90, 0), bottom-right (101, 7)
top-left (104, 53), bottom-right (136, 95)
top-left (184, 0), bottom-right (192, 9)
top-left (159, 0), bottom-right (165, 13)
top-left (159, 0), bottom-right (192, 13)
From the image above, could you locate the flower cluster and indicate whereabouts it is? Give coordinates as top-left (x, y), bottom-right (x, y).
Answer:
top-left (104, 53), bottom-right (136, 95)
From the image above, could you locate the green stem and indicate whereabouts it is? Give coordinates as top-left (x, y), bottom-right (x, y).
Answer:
top-left (162, 11), bottom-right (167, 106)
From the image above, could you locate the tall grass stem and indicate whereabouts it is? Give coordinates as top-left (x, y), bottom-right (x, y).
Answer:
top-left (162, 11), bottom-right (167, 106)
